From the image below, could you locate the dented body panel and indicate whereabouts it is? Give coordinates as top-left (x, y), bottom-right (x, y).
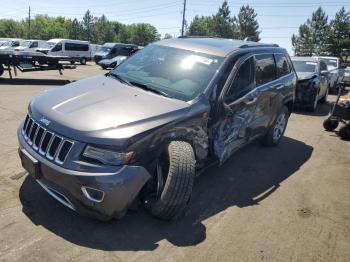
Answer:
top-left (17, 37), bottom-right (296, 220)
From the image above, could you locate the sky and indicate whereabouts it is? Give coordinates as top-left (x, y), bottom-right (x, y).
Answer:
top-left (0, 0), bottom-right (349, 54)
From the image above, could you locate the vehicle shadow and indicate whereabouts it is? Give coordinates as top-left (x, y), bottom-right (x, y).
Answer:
top-left (293, 101), bottom-right (332, 117)
top-left (19, 136), bottom-right (313, 251)
top-left (0, 78), bottom-right (71, 86)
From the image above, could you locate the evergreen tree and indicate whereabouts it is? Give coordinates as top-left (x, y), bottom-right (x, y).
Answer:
top-left (82, 10), bottom-right (93, 41)
top-left (328, 7), bottom-right (350, 57)
top-left (212, 0), bottom-right (237, 38)
top-left (237, 5), bottom-right (260, 42)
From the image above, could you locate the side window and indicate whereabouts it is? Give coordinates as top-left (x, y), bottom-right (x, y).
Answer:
top-left (275, 54), bottom-right (290, 78)
top-left (320, 61), bottom-right (328, 71)
top-left (225, 57), bottom-right (255, 104)
top-left (255, 54), bottom-right (276, 86)
top-left (51, 43), bottom-right (62, 52)
top-left (118, 47), bottom-right (131, 56)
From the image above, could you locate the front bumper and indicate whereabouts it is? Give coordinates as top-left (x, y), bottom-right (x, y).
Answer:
top-left (294, 83), bottom-right (317, 108)
top-left (17, 127), bottom-right (151, 220)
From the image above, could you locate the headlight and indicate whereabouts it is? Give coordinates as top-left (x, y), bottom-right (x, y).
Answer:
top-left (83, 145), bottom-right (134, 166)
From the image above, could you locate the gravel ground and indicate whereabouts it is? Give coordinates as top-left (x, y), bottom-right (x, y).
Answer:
top-left (0, 64), bottom-right (349, 262)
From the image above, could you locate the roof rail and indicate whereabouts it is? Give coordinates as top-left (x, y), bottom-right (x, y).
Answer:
top-left (239, 43), bottom-right (279, 48)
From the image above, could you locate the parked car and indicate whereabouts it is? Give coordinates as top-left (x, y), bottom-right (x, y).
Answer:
top-left (13, 40), bottom-right (51, 52)
top-left (47, 39), bottom-right (91, 65)
top-left (98, 55), bottom-right (128, 70)
top-left (313, 56), bottom-right (345, 93)
top-left (18, 37), bottom-right (296, 221)
top-left (93, 43), bottom-right (138, 63)
top-left (291, 56), bottom-right (330, 111)
top-left (0, 39), bottom-right (22, 50)
top-left (343, 67), bottom-right (350, 86)
top-left (90, 44), bottom-right (102, 57)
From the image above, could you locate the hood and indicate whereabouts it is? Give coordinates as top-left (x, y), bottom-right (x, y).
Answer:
top-left (99, 56), bottom-right (127, 65)
top-left (296, 72), bottom-right (316, 81)
top-left (94, 51), bottom-right (109, 57)
top-left (30, 75), bottom-right (190, 142)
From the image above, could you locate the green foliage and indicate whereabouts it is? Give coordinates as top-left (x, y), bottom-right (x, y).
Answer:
top-left (292, 6), bottom-right (350, 57)
top-left (0, 10), bottom-right (160, 46)
top-left (187, 1), bottom-right (259, 41)
top-left (237, 5), bottom-right (260, 42)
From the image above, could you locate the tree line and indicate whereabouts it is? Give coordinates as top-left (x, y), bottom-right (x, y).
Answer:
top-left (0, 11), bottom-right (161, 46)
top-left (292, 7), bottom-right (350, 58)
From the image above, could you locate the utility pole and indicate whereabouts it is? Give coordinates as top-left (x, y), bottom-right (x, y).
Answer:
top-left (28, 6), bottom-right (31, 39)
top-left (181, 0), bottom-right (187, 36)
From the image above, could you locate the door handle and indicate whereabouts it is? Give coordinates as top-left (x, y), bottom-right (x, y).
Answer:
top-left (245, 96), bottom-right (257, 105)
top-left (274, 84), bottom-right (285, 90)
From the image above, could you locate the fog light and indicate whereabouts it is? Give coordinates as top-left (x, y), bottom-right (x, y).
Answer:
top-left (81, 186), bottom-right (105, 203)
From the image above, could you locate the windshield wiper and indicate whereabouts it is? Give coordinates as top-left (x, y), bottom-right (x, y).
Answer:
top-left (108, 73), bottom-right (132, 86)
top-left (129, 81), bottom-right (173, 98)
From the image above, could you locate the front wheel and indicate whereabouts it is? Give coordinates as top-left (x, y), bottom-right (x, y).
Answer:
top-left (261, 106), bottom-right (289, 147)
top-left (143, 141), bottom-right (196, 220)
top-left (80, 58), bottom-right (87, 65)
top-left (323, 118), bottom-right (339, 131)
top-left (339, 124), bottom-right (350, 140)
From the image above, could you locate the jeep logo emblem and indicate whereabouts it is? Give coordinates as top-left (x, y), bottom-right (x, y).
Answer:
top-left (40, 117), bottom-right (51, 126)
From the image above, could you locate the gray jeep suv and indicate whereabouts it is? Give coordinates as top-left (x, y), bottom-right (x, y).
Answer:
top-left (18, 37), bottom-right (296, 221)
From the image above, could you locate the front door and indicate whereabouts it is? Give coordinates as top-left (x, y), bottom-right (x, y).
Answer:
top-left (213, 56), bottom-right (259, 163)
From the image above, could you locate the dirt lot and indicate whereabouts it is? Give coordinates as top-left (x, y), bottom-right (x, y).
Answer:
top-left (0, 64), bottom-right (349, 262)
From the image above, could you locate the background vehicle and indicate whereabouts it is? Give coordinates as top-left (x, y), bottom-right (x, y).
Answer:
top-left (98, 55), bottom-right (127, 70)
top-left (90, 44), bottom-right (102, 57)
top-left (13, 40), bottom-right (51, 52)
top-left (314, 56), bottom-right (345, 93)
top-left (47, 39), bottom-right (91, 65)
top-left (93, 43), bottom-right (138, 63)
top-left (291, 56), bottom-right (330, 111)
top-left (343, 67), bottom-right (350, 85)
top-left (0, 39), bottom-right (22, 50)
top-left (18, 37), bottom-right (296, 221)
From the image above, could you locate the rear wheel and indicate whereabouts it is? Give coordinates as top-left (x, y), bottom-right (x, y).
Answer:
top-left (323, 118), bottom-right (339, 131)
top-left (143, 141), bottom-right (196, 220)
top-left (261, 106), bottom-right (289, 147)
top-left (80, 57), bottom-right (87, 65)
top-left (0, 64), bottom-right (4, 76)
top-left (339, 124), bottom-right (350, 140)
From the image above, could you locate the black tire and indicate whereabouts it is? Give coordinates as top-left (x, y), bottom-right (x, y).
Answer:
top-left (80, 58), bottom-right (87, 65)
top-left (261, 106), bottom-right (289, 147)
top-left (339, 124), bottom-right (350, 140)
top-left (0, 64), bottom-right (4, 76)
top-left (143, 141), bottom-right (195, 220)
top-left (319, 86), bottom-right (329, 104)
top-left (323, 118), bottom-right (339, 131)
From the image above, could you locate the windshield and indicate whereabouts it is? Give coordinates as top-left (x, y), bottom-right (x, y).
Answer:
top-left (100, 46), bottom-right (112, 53)
top-left (39, 42), bottom-right (51, 49)
top-left (19, 40), bottom-right (31, 48)
top-left (2, 41), bottom-right (12, 47)
top-left (111, 44), bottom-right (224, 101)
top-left (323, 58), bottom-right (338, 70)
top-left (292, 60), bottom-right (317, 74)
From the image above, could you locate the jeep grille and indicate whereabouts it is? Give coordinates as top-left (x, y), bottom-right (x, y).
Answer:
top-left (22, 114), bottom-right (73, 164)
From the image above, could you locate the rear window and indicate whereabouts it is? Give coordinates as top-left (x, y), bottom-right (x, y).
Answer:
top-left (255, 54), bottom-right (276, 86)
top-left (275, 54), bottom-right (291, 78)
